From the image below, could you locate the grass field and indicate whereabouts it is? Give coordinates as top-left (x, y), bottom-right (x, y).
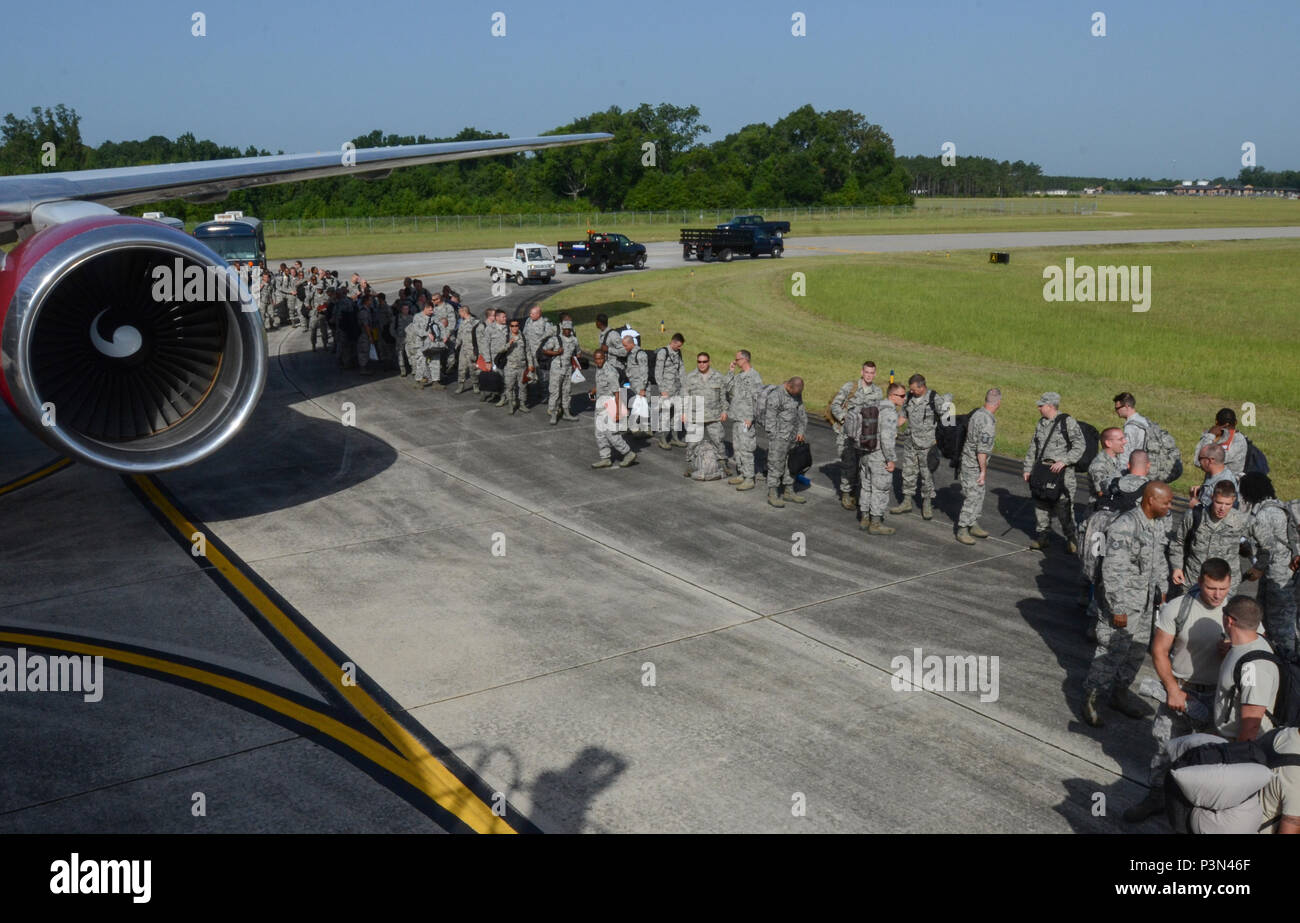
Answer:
top-left (541, 238), bottom-right (1300, 497)
top-left (266, 195), bottom-right (1300, 259)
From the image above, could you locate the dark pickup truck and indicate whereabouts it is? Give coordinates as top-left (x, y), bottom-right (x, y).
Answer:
top-left (717, 214), bottom-right (791, 236)
top-left (680, 226), bottom-right (786, 261)
top-left (556, 232), bottom-right (647, 273)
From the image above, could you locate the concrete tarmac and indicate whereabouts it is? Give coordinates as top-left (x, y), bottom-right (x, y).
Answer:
top-left (7, 226), bottom-right (1283, 833)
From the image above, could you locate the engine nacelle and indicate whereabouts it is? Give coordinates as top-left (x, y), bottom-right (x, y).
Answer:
top-left (0, 216), bottom-right (266, 472)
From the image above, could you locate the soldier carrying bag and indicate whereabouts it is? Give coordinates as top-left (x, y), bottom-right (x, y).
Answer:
top-left (1028, 416), bottom-right (1067, 503)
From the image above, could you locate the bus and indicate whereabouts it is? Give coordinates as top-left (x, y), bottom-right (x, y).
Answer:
top-left (192, 212), bottom-right (267, 281)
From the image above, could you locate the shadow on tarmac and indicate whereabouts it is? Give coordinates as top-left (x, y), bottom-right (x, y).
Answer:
top-left (454, 741), bottom-right (630, 833)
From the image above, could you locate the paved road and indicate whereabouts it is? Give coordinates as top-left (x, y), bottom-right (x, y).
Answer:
top-left (5, 224), bottom-right (1291, 832)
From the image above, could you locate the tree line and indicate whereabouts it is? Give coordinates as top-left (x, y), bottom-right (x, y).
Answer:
top-left (2, 104), bottom-right (1293, 221)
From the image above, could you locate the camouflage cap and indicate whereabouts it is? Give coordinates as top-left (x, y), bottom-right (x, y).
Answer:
top-left (1037, 391), bottom-right (1061, 407)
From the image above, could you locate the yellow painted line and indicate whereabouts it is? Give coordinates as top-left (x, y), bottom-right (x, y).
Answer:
top-left (130, 475), bottom-right (514, 834)
top-left (0, 457), bottom-right (72, 497)
top-left (0, 630), bottom-right (501, 825)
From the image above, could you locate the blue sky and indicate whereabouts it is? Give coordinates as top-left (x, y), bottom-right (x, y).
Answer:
top-left (5, 0), bottom-right (1297, 179)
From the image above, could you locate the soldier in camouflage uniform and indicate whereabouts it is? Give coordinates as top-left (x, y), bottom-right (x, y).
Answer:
top-left (830, 362), bottom-right (884, 510)
top-left (393, 301), bottom-right (414, 377)
top-left (1087, 427), bottom-right (1127, 508)
top-left (455, 305), bottom-right (484, 393)
top-left (406, 301), bottom-right (436, 387)
top-left (859, 383), bottom-right (906, 535)
top-left (653, 335), bottom-right (687, 450)
top-left (1082, 452), bottom-right (1154, 641)
top-left (540, 318), bottom-right (583, 423)
top-left (1082, 480), bottom-right (1174, 727)
top-left (355, 294), bottom-right (376, 375)
top-left (271, 263), bottom-right (292, 329)
top-left (623, 333), bottom-right (651, 435)
top-left (257, 271), bottom-right (276, 331)
top-left (522, 304), bottom-right (556, 408)
top-left (1168, 480), bottom-right (1249, 594)
top-left (480, 310), bottom-right (509, 402)
top-left (681, 352), bottom-right (729, 478)
top-left (285, 267), bottom-right (304, 329)
top-left (1241, 473), bottom-right (1299, 660)
top-left (891, 373), bottom-right (948, 520)
top-left (588, 349), bottom-right (636, 468)
top-left (763, 378), bottom-right (807, 508)
top-left (956, 389), bottom-right (1000, 545)
top-left (594, 315), bottom-right (628, 379)
top-left (1123, 560), bottom-right (1232, 823)
top-left (1022, 392), bottom-right (1085, 553)
top-left (498, 318), bottom-right (530, 413)
top-left (724, 350), bottom-right (763, 490)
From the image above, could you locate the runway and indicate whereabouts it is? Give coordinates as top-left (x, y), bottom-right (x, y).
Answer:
top-left (4, 224), bottom-right (1288, 832)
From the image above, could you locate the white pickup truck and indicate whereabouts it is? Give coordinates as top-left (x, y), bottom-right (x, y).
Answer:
top-left (484, 243), bottom-right (556, 285)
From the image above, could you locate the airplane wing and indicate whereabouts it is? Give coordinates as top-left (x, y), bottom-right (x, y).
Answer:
top-left (0, 132), bottom-right (613, 240)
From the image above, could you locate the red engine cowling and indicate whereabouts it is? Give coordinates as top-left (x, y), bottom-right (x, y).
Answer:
top-left (0, 215), bottom-right (266, 472)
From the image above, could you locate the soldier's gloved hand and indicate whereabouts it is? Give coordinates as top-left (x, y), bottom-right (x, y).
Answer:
top-left (1112, 613), bottom-right (1128, 629)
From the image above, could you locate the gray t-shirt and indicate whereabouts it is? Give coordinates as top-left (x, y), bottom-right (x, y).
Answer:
top-left (1259, 727), bottom-right (1300, 831)
top-left (1154, 593), bottom-right (1225, 686)
top-left (1215, 636), bottom-right (1279, 739)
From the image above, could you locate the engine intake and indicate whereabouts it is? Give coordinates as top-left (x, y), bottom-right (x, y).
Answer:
top-left (0, 216), bottom-right (266, 472)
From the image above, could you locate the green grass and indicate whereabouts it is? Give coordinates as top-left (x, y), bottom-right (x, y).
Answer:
top-left (542, 238), bottom-right (1300, 497)
top-left (265, 194), bottom-right (1300, 259)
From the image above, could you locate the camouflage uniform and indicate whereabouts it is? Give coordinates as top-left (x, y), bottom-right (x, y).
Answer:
top-left (543, 330), bottom-right (581, 416)
top-left (763, 387), bottom-right (807, 492)
top-left (1088, 451), bottom-right (1124, 505)
top-left (456, 316), bottom-right (485, 390)
top-left (334, 294), bottom-right (359, 369)
top-left (499, 330), bottom-right (528, 410)
top-left (830, 379), bottom-right (883, 495)
top-left (1197, 468), bottom-right (1240, 510)
top-left (600, 327), bottom-right (628, 378)
top-left (625, 346), bottom-right (651, 432)
top-left (1023, 413), bottom-right (1085, 541)
top-left (682, 368), bottom-right (729, 473)
top-left (958, 408), bottom-right (996, 527)
top-left (273, 271), bottom-right (293, 328)
top-left (858, 399), bottom-right (900, 518)
top-left (522, 316), bottom-right (556, 403)
top-left (1247, 499), bottom-right (1299, 658)
top-left (653, 345), bottom-right (685, 441)
top-left (593, 361), bottom-right (632, 460)
top-left (257, 277), bottom-right (276, 331)
top-left (1168, 505), bottom-right (1249, 593)
top-left (393, 309), bottom-right (414, 376)
top-left (307, 276), bottom-right (332, 349)
top-left (406, 311), bottom-right (436, 382)
top-left (1083, 505), bottom-right (1171, 697)
top-left (725, 368), bottom-right (764, 479)
top-left (899, 388), bottom-right (947, 503)
top-left (481, 321), bottom-right (509, 398)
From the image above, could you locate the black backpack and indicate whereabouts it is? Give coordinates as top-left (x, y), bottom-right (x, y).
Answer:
top-left (936, 408), bottom-right (972, 465)
top-left (1071, 419), bottom-right (1100, 473)
top-left (1230, 644), bottom-right (1300, 728)
top-left (1164, 728), bottom-right (1300, 834)
top-left (1097, 477), bottom-right (1143, 513)
top-left (1244, 441), bottom-right (1270, 476)
top-left (648, 347), bottom-right (662, 388)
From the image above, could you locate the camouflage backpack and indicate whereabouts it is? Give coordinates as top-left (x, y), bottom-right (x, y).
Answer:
top-left (1138, 417), bottom-right (1183, 482)
top-left (1078, 507), bottom-right (1126, 584)
top-left (753, 384), bottom-right (782, 430)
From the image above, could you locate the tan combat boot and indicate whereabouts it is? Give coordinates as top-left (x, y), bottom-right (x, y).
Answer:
top-left (868, 516), bottom-right (895, 535)
top-left (889, 499), bottom-right (913, 515)
top-left (767, 489), bottom-right (785, 508)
